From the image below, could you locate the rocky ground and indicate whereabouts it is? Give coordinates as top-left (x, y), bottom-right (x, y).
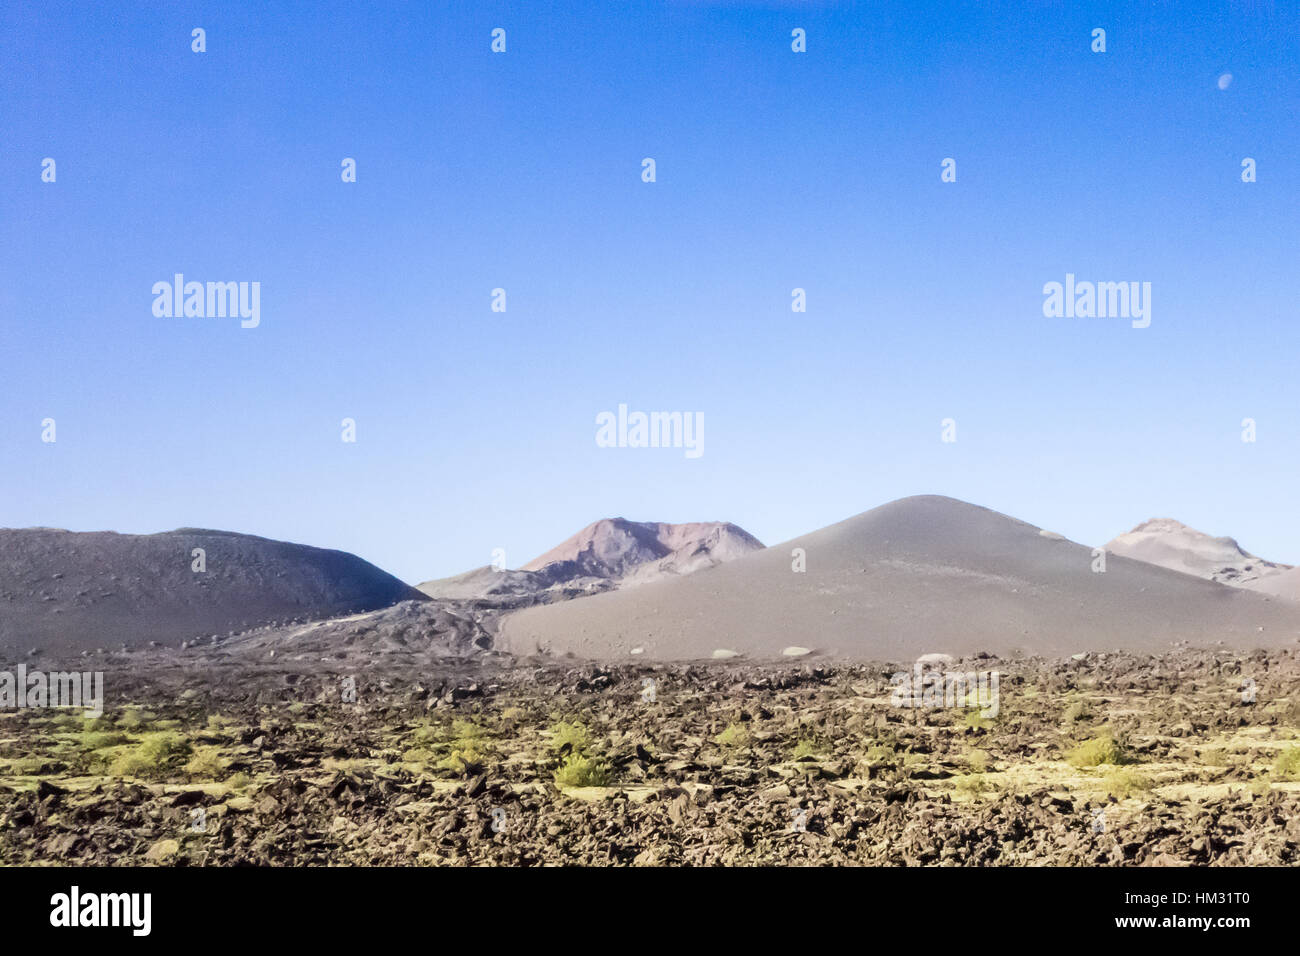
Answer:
top-left (2, 645), bottom-right (1299, 865)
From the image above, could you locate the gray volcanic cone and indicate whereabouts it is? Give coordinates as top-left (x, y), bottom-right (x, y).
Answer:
top-left (418, 518), bottom-right (764, 603)
top-left (1104, 517), bottom-right (1291, 588)
top-left (499, 496), bottom-right (1300, 660)
top-left (0, 527), bottom-right (425, 653)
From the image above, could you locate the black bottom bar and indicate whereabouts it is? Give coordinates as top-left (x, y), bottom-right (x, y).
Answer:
top-left (3, 865), bottom-right (1282, 943)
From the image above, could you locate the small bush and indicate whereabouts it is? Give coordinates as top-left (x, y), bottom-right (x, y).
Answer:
top-left (791, 739), bottom-right (823, 761)
top-left (435, 747), bottom-right (485, 776)
top-left (553, 753), bottom-right (612, 788)
top-left (715, 722), bottom-right (751, 749)
top-left (966, 749), bottom-right (989, 773)
top-left (116, 708), bottom-right (154, 731)
top-left (863, 743), bottom-right (896, 765)
top-left (322, 757), bottom-right (368, 774)
top-left (1062, 698), bottom-right (1090, 723)
top-left (433, 719), bottom-right (492, 775)
top-left (450, 718), bottom-right (488, 743)
top-left (109, 732), bottom-right (191, 779)
top-left (953, 774), bottom-right (988, 798)
top-left (6, 757), bottom-right (48, 775)
top-left (78, 729), bottom-right (128, 750)
top-left (1200, 748), bottom-right (1230, 768)
top-left (409, 721), bottom-right (442, 747)
top-left (500, 706), bottom-right (527, 722)
top-left (853, 747), bottom-right (896, 778)
top-left (184, 746), bottom-right (228, 780)
top-left (548, 720), bottom-right (591, 754)
top-left (1105, 767), bottom-right (1154, 799)
top-left (206, 714), bottom-right (231, 733)
top-left (1273, 746), bottom-right (1300, 781)
top-left (1066, 733), bottom-right (1126, 768)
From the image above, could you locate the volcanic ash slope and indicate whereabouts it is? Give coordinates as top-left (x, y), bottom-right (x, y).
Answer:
top-left (0, 527), bottom-right (424, 653)
top-left (1252, 567), bottom-right (1300, 603)
top-left (1104, 518), bottom-right (1291, 589)
top-left (418, 518), bottom-right (764, 602)
top-left (520, 517), bottom-right (764, 586)
top-left (498, 496), bottom-right (1300, 660)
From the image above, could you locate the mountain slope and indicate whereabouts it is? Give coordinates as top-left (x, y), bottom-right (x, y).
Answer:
top-left (419, 518), bottom-right (764, 601)
top-left (1104, 518), bottom-right (1290, 588)
top-left (521, 518), bottom-right (764, 584)
top-left (1252, 567), bottom-right (1300, 603)
top-left (0, 527), bottom-right (425, 652)
top-left (499, 496), bottom-right (1300, 660)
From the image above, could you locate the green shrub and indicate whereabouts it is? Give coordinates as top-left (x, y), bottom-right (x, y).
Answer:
top-left (435, 746), bottom-right (485, 776)
top-left (116, 708), bottom-right (154, 731)
top-left (791, 738), bottom-right (822, 760)
top-left (553, 753), bottom-right (611, 788)
top-left (715, 722), bottom-right (751, 749)
top-left (409, 721), bottom-right (441, 747)
top-left (401, 746), bottom-right (437, 764)
top-left (450, 718), bottom-right (488, 741)
top-left (1066, 733), bottom-right (1125, 768)
top-left (1273, 746), bottom-right (1300, 781)
top-left (433, 719), bottom-right (493, 774)
top-left (184, 745), bottom-right (228, 779)
top-left (206, 714), bottom-right (231, 733)
top-left (109, 732), bottom-right (191, 779)
top-left (78, 729), bottom-right (128, 750)
top-left (1200, 748), bottom-right (1230, 768)
top-left (1105, 767), bottom-right (1154, 799)
top-left (1062, 698), bottom-right (1090, 723)
top-left (863, 743), bottom-right (896, 764)
top-left (548, 720), bottom-right (591, 754)
top-left (5, 757), bottom-right (48, 775)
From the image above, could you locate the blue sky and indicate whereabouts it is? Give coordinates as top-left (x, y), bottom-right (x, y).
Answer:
top-left (2, 0), bottom-right (1298, 582)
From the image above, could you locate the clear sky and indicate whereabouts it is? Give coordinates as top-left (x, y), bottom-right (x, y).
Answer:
top-left (3, 0), bottom-right (1298, 583)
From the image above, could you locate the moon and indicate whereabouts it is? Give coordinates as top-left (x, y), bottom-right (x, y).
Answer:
top-left (1217, 73), bottom-right (1233, 90)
